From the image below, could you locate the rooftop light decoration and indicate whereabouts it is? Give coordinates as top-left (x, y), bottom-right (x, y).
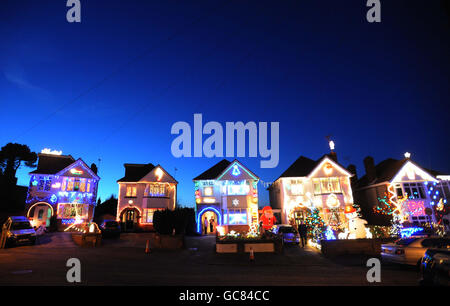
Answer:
top-left (41, 148), bottom-right (62, 155)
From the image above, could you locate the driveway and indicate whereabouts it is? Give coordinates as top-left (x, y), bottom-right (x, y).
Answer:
top-left (0, 232), bottom-right (420, 285)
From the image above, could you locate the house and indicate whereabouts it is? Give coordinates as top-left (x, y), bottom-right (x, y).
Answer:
top-left (268, 153), bottom-right (355, 229)
top-left (116, 163), bottom-right (177, 231)
top-left (354, 154), bottom-right (450, 226)
top-left (193, 159), bottom-right (259, 235)
top-left (26, 152), bottom-right (100, 231)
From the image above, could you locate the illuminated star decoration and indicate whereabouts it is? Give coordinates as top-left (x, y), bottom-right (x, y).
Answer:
top-left (232, 198), bottom-right (239, 206)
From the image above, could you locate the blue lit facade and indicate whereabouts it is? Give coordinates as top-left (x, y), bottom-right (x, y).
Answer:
top-left (26, 153), bottom-right (100, 230)
top-left (194, 160), bottom-right (259, 235)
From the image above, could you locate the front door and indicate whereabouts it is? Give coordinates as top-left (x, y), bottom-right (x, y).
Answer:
top-left (125, 209), bottom-right (136, 231)
top-left (34, 205), bottom-right (50, 228)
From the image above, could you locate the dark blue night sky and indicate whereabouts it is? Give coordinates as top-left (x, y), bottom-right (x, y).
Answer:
top-left (1, 0), bottom-right (449, 207)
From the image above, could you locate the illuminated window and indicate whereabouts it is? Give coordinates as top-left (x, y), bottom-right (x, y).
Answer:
top-left (144, 183), bottom-right (167, 197)
top-left (79, 179), bottom-right (86, 192)
top-left (142, 208), bottom-right (161, 224)
top-left (224, 209), bottom-right (248, 225)
top-left (126, 185), bottom-right (137, 197)
top-left (58, 204), bottom-right (88, 218)
top-left (73, 179), bottom-right (81, 191)
top-left (67, 178), bottom-right (74, 191)
top-left (403, 183), bottom-right (426, 199)
top-left (290, 180), bottom-right (303, 195)
top-left (226, 181), bottom-right (250, 195)
top-left (313, 177), bottom-right (341, 194)
top-left (86, 180), bottom-right (91, 193)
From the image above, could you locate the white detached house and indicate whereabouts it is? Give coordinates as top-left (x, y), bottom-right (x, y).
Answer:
top-left (117, 163), bottom-right (177, 231)
top-left (269, 153), bottom-right (354, 228)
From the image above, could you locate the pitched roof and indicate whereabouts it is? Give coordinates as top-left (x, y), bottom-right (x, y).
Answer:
top-left (279, 156), bottom-right (317, 177)
top-left (278, 154), bottom-right (347, 179)
top-left (356, 158), bottom-right (444, 188)
top-left (29, 153), bottom-right (76, 174)
top-left (117, 163), bottom-right (156, 182)
top-left (193, 159), bottom-right (231, 180)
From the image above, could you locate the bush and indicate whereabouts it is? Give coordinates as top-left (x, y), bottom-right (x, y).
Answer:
top-left (153, 209), bottom-right (174, 235)
top-left (153, 207), bottom-right (197, 235)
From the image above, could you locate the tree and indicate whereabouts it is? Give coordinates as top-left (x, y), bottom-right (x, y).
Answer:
top-left (93, 195), bottom-right (117, 223)
top-left (305, 208), bottom-right (326, 241)
top-left (0, 143), bottom-right (37, 184)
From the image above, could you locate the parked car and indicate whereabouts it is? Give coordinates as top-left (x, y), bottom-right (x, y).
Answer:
top-left (420, 248), bottom-right (450, 286)
top-left (3, 216), bottom-right (37, 247)
top-left (272, 224), bottom-right (300, 245)
top-left (381, 236), bottom-right (450, 266)
top-left (100, 220), bottom-right (121, 238)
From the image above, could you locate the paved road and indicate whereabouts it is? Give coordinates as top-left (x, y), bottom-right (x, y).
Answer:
top-left (0, 233), bottom-right (420, 285)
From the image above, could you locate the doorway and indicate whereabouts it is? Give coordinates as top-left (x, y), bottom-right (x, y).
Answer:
top-left (200, 211), bottom-right (218, 235)
top-left (31, 204), bottom-right (52, 228)
top-left (121, 208), bottom-right (140, 231)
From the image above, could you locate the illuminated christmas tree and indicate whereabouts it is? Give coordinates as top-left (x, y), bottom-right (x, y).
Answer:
top-left (305, 208), bottom-right (326, 240)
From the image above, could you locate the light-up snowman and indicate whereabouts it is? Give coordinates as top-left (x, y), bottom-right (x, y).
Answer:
top-left (345, 205), bottom-right (368, 239)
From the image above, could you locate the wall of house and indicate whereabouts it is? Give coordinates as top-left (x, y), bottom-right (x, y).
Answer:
top-left (26, 173), bottom-right (99, 230)
top-left (117, 182), bottom-right (176, 218)
top-left (277, 174), bottom-right (354, 225)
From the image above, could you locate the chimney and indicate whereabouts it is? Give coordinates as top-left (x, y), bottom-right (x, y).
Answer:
top-left (90, 163), bottom-right (98, 175)
top-left (347, 164), bottom-right (358, 187)
top-left (328, 152), bottom-right (338, 163)
top-left (363, 156), bottom-right (376, 184)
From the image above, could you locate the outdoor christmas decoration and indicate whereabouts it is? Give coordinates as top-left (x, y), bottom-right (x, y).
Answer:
top-left (260, 206), bottom-right (277, 230)
top-left (324, 226), bottom-right (336, 240)
top-left (345, 206), bottom-right (368, 239)
top-left (305, 208), bottom-right (326, 240)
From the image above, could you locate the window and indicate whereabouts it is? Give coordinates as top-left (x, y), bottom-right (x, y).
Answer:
top-left (144, 183), bottom-right (167, 197)
top-left (36, 177), bottom-right (52, 191)
top-left (313, 177), bottom-right (341, 194)
top-left (126, 185), bottom-right (137, 197)
top-left (44, 178), bottom-right (52, 191)
top-left (74, 179), bottom-right (80, 191)
top-left (226, 181), bottom-right (250, 195)
top-left (403, 183), bottom-right (426, 199)
top-left (79, 179), bottom-right (86, 192)
top-left (395, 185), bottom-right (403, 197)
top-left (224, 209), bottom-right (247, 225)
top-left (289, 180), bottom-right (303, 195)
top-left (66, 178), bottom-right (74, 191)
top-left (203, 187), bottom-right (213, 196)
top-left (142, 208), bottom-right (161, 224)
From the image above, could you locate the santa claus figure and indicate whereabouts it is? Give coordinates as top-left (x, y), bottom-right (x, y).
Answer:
top-left (260, 206), bottom-right (277, 230)
top-left (345, 205), bottom-right (368, 239)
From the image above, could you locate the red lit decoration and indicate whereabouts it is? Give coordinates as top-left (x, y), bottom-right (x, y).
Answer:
top-left (260, 206), bottom-right (276, 230)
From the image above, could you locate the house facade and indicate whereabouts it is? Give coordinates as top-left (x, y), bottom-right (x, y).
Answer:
top-left (354, 155), bottom-right (450, 226)
top-left (117, 163), bottom-right (177, 231)
top-left (26, 152), bottom-right (100, 231)
top-left (268, 153), bottom-right (354, 229)
top-left (194, 159), bottom-right (259, 235)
